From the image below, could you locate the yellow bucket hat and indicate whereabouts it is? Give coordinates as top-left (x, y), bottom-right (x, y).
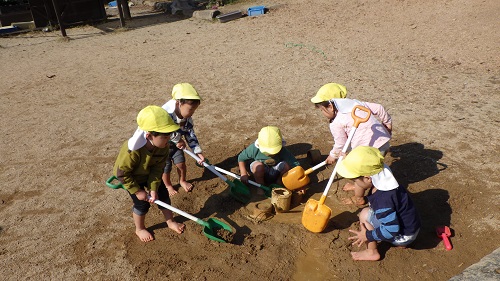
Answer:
top-left (137, 105), bottom-right (180, 133)
top-left (310, 83), bottom-right (347, 103)
top-left (257, 126), bottom-right (283, 155)
top-left (337, 146), bottom-right (384, 179)
top-left (172, 83), bottom-right (202, 100)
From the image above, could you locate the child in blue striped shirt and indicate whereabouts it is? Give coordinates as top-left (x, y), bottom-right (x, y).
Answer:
top-left (337, 146), bottom-right (420, 261)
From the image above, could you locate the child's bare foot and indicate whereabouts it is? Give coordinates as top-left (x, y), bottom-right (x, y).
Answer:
top-left (342, 196), bottom-right (367, 206)
top-left (166, 185), bottom-right (178, 197)
top-left (136, 229), bottom-right (154, 242)
top-left (343, 182), bottom-right (355, 191)
top-left (351, 249), bottom-right (380, 261)
top-left (180, 181), bottom-right (193, 192)
top-left (167, 220), bottom-right (185, 234)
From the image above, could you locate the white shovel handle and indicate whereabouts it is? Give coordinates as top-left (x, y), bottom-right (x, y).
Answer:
top-left (183, 149), bottom-right (228, 181)
top-left (311, 160), bottom-right (327, 171)
top-left (148, 196), bottom-right (201, 224)
top-left (321, 105), bottom-right (371, 197)
top-left (213, 166), bottom-right (261, 188)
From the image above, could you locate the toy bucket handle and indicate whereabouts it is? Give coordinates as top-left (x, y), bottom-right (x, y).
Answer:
top-left (351, 105), bottom-right (371, 128)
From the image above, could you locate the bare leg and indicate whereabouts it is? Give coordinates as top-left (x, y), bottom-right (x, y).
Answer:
top-left (162, 172), bottom-right (178, 196)
top-left (343, 182), bottom-right (367, 206)
top-left (351, 208), bottom-right (380, 261)
top-left (176, 162), bottom-right (193, 192)
top-left (251, 162), bottom-right (265, 194)
top-left (133, 213), bottom-right (154, 242)
top-left (161, 209), bottom-right (185, 234)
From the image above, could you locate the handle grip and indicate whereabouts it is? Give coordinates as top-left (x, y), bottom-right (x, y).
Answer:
top-left (106, 176), bottom-right (123, 189)
top-left (351, 105), bottom-right (371, 128)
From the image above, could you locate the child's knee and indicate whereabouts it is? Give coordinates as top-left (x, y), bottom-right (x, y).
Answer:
top-left (132, 205), bottom-right (149, 216)
top-left (251, 162), bottom-right (265, 173)
top-left (358, 207), bottom-right (371, 223)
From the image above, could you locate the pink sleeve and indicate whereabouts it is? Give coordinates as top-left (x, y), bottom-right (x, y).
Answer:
top-left (365, 102), bottom-right (392, 127)
top-left (329, 118), bottom-right (349, 157)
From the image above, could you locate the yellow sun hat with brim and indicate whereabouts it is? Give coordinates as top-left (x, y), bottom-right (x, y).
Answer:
top-left (310, 83), bottom-right (347, 103)
top-left (137, 105), bottom-right (180, 133)
top-left (337, 146), bottom-right (384, 179)
top-left (257, 126), bottom-right (283, 155)
top-left (172, 83), bottom-right (202, 100)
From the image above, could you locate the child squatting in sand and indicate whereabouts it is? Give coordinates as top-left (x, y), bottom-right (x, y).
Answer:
top-left (238, 126), bottom-right (300, 194)
top-left (337, 146), bottom-right (421, 261)
top-left (113, 105), bottom-right (186, 242)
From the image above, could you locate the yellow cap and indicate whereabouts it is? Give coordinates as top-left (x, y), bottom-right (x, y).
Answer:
top-left (337, 146), bottom-right (384, 179)
top-left (258, 126), bottom-right (283, 155)
top-left (172, 83), bottom-right (202, 100)
top-left (310, 83), bottom-right (347, 103)
top-left (137, 105), bottom-right (180, 133)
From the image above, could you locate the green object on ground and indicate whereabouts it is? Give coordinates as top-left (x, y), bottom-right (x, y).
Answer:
top-left (105, 176), bottom-right (233, 243)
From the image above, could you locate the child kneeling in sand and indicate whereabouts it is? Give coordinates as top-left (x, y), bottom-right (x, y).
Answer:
top-left (113, 105), bottom-right (186, 242)
top-left (337, 146), bottom-right (420, 261)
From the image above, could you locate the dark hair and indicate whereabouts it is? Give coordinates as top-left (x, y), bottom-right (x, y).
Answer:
top-left (179, 99), bottom-right (201, 106)
top-left (314, 101), bottom-right (331, 108)
top-left (149, 131), bottom-right (171, 137)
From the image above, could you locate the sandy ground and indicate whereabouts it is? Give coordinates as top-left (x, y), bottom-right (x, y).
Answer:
top-left (1, 0), bottom-right (499, 280)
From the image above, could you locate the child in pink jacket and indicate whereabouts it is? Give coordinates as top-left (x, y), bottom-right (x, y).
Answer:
top-left (310, 83), bottom-right (392, 206)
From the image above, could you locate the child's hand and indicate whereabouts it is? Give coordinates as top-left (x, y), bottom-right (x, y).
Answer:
top-left (348, 223), bottom-right (368, 247)
top-left (176, 140), bottom-right (186, 149)
top-left (240, 174), bottom-right (249, 184)
top-left (135, 189), bottom-right (148, 201)
top-left (149, 190), bottom-right (158, 203)
top-left (385, 124), bottom-right (392, 135)
top-left (326, 155), bottom-right (337, 165)
top-left (196, 153), bottom-right (205, 165)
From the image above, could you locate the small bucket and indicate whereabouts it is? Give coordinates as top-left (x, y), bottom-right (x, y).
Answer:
top-left (271, 188), bottom-right (292, 213)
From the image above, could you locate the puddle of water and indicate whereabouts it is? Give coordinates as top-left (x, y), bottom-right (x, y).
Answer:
top-left (292, 238), bottom-right (330, 281)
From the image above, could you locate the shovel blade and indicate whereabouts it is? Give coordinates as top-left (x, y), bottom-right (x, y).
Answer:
top-left (282, 166), bottom-right (310, 190)
top-left (301, 199), bottom-right (332, 233)
top-left (203, 218), bottom-right (233, 243)
top-left (436, 226), bottom-right (451, 237)
top-left (229, 179), bottom-right (251, 203)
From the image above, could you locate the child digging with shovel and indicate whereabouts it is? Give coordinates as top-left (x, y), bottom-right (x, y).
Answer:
top-left (161, 83), bottom-right (205, 196)
top-left (238, 126), bottom-right (300, 196)
top-left (113, 105), bottom-right (186, 242)
top-left (337, 146), bottom-right (420, 261)
top-left (310, 83), bottom-right (393, 206)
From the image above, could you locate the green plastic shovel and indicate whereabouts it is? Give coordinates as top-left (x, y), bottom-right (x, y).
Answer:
top-left (106, 176), bottom-right (233, 243)
top-left (212, 166), bottom-right (275, 198)
top-left (183, 149), bottom-right (251, 204)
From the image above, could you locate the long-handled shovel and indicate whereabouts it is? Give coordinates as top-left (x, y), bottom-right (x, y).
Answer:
top-left (282, 160), bottom-right (328, 190)
top-left (302, 105), bottom-right (371, 233)
top-left (106, 176), bottom-right (233, 243)
top-left (183, 149), bottom-right (251, 203)
top-left (212, 166), bottom-right (274, 198)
